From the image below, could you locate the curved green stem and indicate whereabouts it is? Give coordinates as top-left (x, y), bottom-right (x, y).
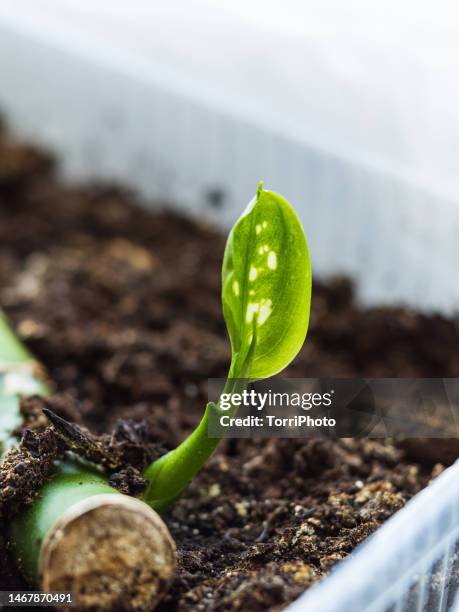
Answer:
top-left (143, 331), bottom-right (257, 511)
top-left (143, 403), bottom-right (221, 512)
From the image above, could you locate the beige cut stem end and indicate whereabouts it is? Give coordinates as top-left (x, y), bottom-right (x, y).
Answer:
top-left (40, 494), bottom-right (176, 611)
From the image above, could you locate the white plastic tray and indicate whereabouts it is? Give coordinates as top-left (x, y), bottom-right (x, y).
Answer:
top-left (0, 4), bottom-right (458, 610)
top-left (291, 460), bottom-right (459, 612)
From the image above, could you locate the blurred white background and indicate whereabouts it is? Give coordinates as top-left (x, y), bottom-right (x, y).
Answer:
top-left (1, 0), bottom-right (459, 312)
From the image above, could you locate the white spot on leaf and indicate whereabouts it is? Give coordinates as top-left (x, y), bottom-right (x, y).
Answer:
top-left (246, 299), bottom-right (272, 325)
top-left (249, 267), bottom-right (258, 281)
top-left (258, 299), bottom-right (273, 324)
top-left (232, 280), bottom-right (240, 296)
top-left (246, 303), bottom-right (259, 323)
top-left (267, 251), bottom-right (277, 270)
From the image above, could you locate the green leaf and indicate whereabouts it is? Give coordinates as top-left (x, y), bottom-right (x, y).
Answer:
top-left (222, 183), bottom-right (311, 379)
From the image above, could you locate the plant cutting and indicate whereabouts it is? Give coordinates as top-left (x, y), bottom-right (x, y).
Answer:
top-left (0, 183), bottom-right (311, 609)
top-left (0, 313), bottom-right (177, 611)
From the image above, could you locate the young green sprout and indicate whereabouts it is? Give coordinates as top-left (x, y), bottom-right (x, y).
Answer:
top-left (0, 183), bottom-right (311, 608)
top-left (143, 182), bottom-right (311, 510)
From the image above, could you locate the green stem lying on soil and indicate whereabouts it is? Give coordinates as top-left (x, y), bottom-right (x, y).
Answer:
top-left (0, 312), bottom-right (176, 608)
top-left (0, 313), bottom-right (122, 581)
top-left (9, 461), bottom-right (117, 582)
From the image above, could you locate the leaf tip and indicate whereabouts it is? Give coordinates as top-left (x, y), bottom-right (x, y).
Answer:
top-left (257, 181), bottom-right (264, 199)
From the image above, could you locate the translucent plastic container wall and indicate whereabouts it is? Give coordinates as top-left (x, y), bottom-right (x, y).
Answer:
top-left (1, 1), bottom-right (459, 313)
top-left (289, 460), bottom-right (459, 612)
top-left (1, 3), bottom-right (459, 611)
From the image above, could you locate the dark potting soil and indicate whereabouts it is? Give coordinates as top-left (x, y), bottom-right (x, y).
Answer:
top-left (0, 125), bottom-right (458, 610)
